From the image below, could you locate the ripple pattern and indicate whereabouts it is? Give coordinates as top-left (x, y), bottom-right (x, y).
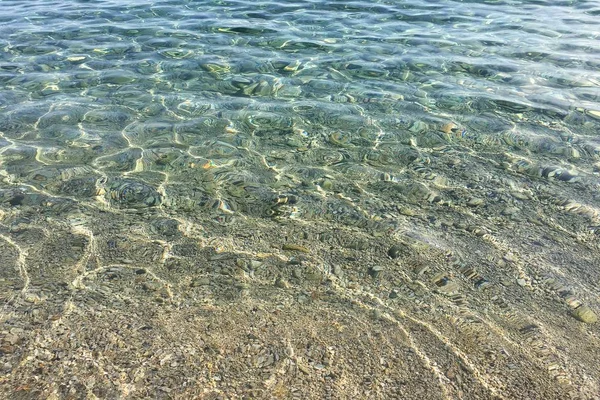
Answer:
top-left (1, 0), bottom-right (599, 398)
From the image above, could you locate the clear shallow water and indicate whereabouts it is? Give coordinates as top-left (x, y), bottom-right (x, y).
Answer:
top-left (1, 0), bottom-right (600, 398)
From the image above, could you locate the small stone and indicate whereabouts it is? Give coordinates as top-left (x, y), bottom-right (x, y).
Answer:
top-left (413, 264), bottom-right (429, 275)
top-left (67, 56), bottom-right (87, 62)
top-left (321, 179), bottom-right (333, 190)
top-left (305, 269), bottom-right (322, 282)
top-left (332, 265), bottom-right (343, 277)
top-left (440, 122), bottom-right (458, 134)
top-left (388, 245), bottom-right (404, 259)
top-left (409, 121), bottom-right (428, 133)
top-left (275, 276), bottom-right (290, 289)
top-left (287, 257), bottom-right (302, 266)
top-left (3, 334), bottom-right (19, 345)
top-left (368, 265), bottom-right (384, 278)
top-left (502, 207), bottom-right (520, 216)
top-left (446, 157), bottom-right (462, 167)
top-left (347, 239), bottom-right (369, 251)
top-left (236, 258), bottom-right (248, 268)
top-left (467, 198), bottom-right (484, 207)
top-left (500, 278), bottom-right (512, 286)
top-left (297, 362), bottom-right (310, 374)
top-left (190, 277), bottom-right (211, 287)
top-left (143, 282), bottom-right (161, 292)
top-left (282, 244), bottom-right (310, 253)
top-left (399, 207), bottom-right (416, 216)
top-left (511, 191), bottom-right (530, 200)
top-left (435, 280), bottom-right (460, 295)
top-left (586, 109), bottom-right (600, 120)
top-left (572, 305), bottom-right (598, 324)
top-left (516, 278), bottom-right (527, 287)
top-left (446, 367), bottom-right (456, 380)
top-left (564, 296), bottom-right (582, 309)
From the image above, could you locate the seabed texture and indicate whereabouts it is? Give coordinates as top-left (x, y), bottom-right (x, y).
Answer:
top-left (1, 0), bottom-right (600, 398)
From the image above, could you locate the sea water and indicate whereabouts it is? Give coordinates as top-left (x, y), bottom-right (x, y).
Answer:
top-left (1, 1), bottom-right (599, 398)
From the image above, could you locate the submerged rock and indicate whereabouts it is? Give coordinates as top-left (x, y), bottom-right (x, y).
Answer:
top-left (572, 305), bottom-right (598, 324)
top-left (368, 265), bottom-right (384, 278)
top-left (388, 244), bottom-right (405, 259)
top-left (106, 179), bottom-right (162, 208)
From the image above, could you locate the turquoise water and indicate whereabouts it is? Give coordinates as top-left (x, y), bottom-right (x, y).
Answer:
top-left (1, 1), bottom-right (600, 398)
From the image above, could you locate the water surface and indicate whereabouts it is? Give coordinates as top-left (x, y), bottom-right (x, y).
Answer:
top-left (1, 0), bottom-right (599, 398)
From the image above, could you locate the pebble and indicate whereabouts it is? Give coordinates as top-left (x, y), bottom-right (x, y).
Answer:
top-left (446, 157), bottom-right (462, 167)
top-left (297, 362), bottom-right (310, 374)
top-left (388, 245), bottom-right (404, 259)
top-left (346, 239), bottom-right (370, 251)
top-left (399, 207), bottom-right (416, 216)
top-left (564, 295), bottom-right (582, 309)
top-left (3, 334), bottom-right (19, 345)
top-left (516, 278), bottom-right (527, 287)
top-left (409, 121), bottom-right (428, 133)
top-left (190, 277), bottom-right (211, 287)
top-left (67, 56), bottom-right (87, 62)
top-left (586, 109), bottom-right (600, 120)
top-left (283, 244), bottom-right (310, 253)
top-left (332, 264), bottom-right (343, 277)
top-left (440, 122), bottom-right (458, 134)
top-left (305, 269), bottom-right (322, 282)
top-left (368, 265), bottom-right (384, 278)
top-left (511, 191), bottom-right (530, 200)
top-left (321, 179), bottom-right (333, 190)
top-left (572, 305), bottom-right (598, 324)
top-left (275, 276), bottom-right (290, 289)
top-left (287, 257), bottom-right (303, 266)
top-left (502, 206), bottom-right (520, 216)
top-left (143, 281), bottom-right (163, 292)
top-left (414, 264), bottom-right (429, 275)
top-left (467, 198), bottom-right (484, 207)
